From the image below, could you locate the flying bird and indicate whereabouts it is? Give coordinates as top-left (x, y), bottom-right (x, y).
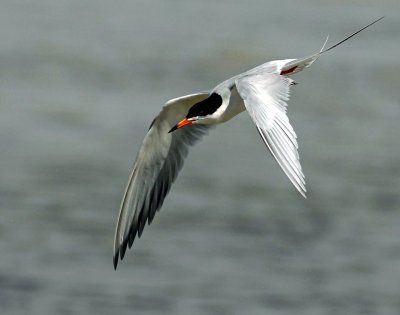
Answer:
top-left (113, 17), bottom-right (383, 269)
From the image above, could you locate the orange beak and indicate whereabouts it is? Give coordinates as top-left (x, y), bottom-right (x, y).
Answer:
top-left (168, 118), bottom-right (193, 133)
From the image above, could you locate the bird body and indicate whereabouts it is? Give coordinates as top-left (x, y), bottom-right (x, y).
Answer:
top-left (113, 17), bottom-right (383, 269)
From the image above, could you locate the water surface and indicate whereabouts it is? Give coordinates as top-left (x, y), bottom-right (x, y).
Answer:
top-left (1, 1), bottom-right (399, 314)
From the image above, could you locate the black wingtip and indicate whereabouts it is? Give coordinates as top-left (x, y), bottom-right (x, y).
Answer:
top-left (113, 251), bottom-right (119, 270)
top-left (128, 230), bottom-right (136, 248)
top-left (120, 239), bottom-right (128, 260)
top-left (168, 125), bottom-right (178, 133)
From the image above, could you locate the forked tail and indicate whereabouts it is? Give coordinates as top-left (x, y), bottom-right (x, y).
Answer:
top-left (320, 16), bottom-right (384, 55)
top-left (280, 16), bottom-right (384, 76)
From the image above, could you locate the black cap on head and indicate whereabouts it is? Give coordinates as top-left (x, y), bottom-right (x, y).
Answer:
top-left (186, 93), bottom-right (223, 119)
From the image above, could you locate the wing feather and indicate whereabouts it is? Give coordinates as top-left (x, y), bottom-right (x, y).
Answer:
top-left (113, 92), bottom-right (213, 269)
top-left (235, 74), bottom-right (306, 198)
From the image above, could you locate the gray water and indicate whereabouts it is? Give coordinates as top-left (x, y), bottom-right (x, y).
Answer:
top-left (1, 1), bottom-right (400, 314)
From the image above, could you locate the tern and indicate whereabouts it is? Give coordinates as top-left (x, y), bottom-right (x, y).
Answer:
top-left (113, 17), bottom-right (383, 269)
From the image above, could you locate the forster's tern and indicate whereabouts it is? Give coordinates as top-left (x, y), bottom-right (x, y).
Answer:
top-left (113, 17), bottom-right (383, 269)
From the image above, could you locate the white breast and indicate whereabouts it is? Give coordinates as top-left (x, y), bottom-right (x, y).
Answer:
top-left (215, 86), bottom-right (246, 123)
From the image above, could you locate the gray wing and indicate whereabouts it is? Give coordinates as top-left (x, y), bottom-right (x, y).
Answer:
top-left (113, 92), bottom-right (212, 269)
top-left (235, 74), bottom-right (306, 197)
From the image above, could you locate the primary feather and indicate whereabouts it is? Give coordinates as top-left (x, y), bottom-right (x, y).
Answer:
top-left (113, 92), bottom-right (213, 269)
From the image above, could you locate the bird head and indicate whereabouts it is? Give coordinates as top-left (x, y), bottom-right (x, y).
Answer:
top-left (168, 93), bottom-right (222, 133)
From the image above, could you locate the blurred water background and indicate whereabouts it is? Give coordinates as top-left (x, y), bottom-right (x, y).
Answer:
top-left (1, 1), bottom-right (400, 314)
